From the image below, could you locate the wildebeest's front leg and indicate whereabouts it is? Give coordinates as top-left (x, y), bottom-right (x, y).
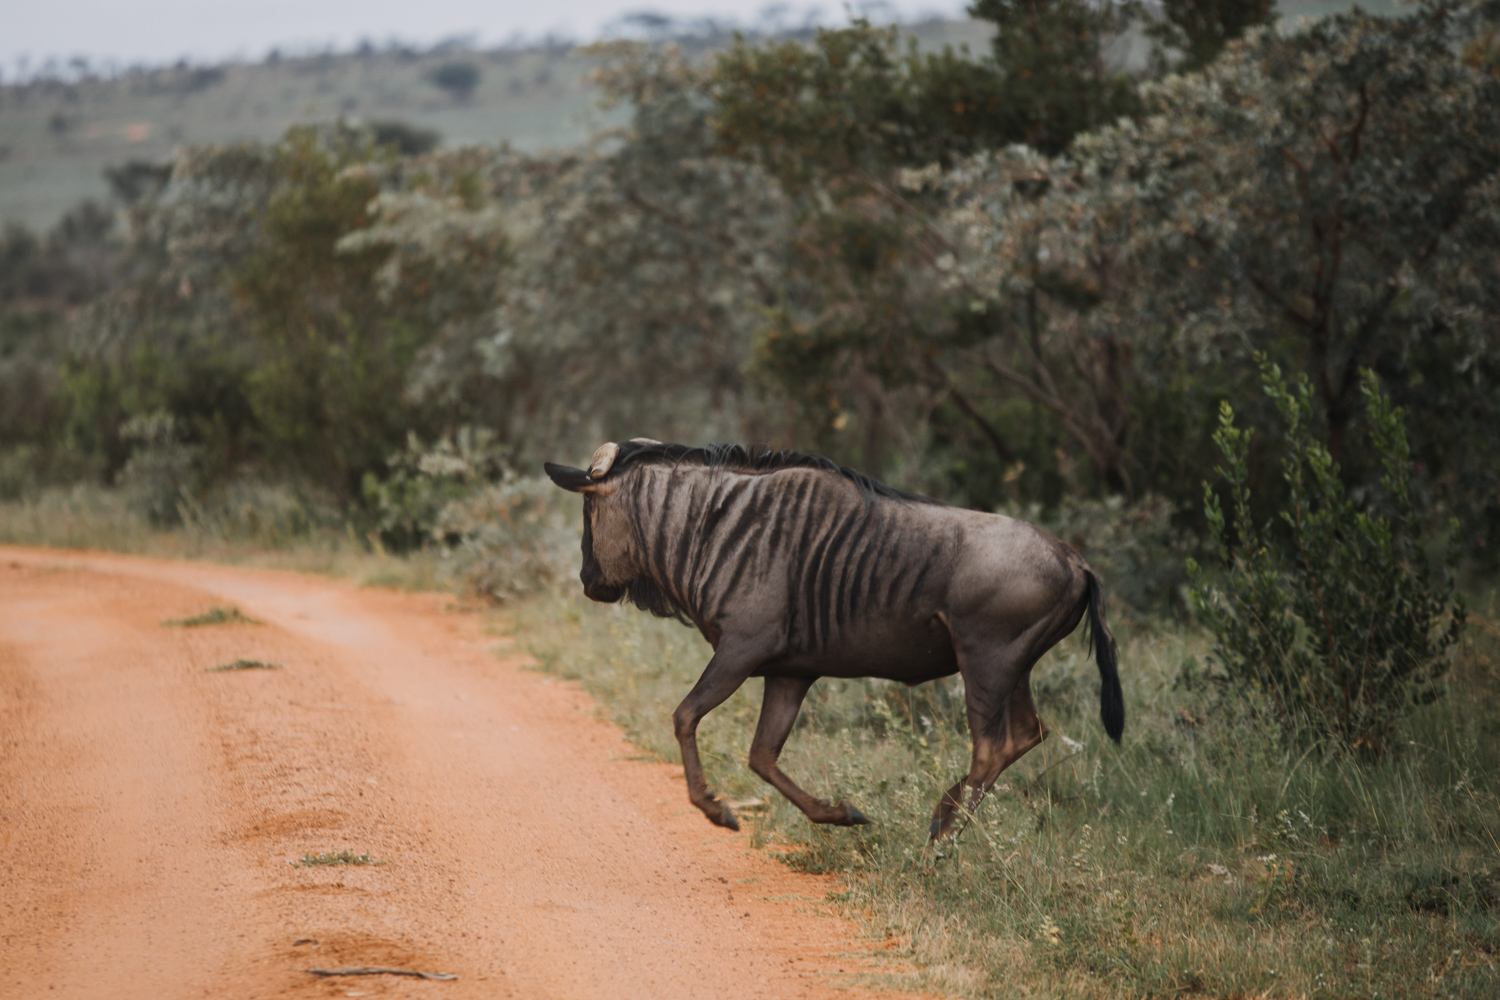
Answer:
top-left (673, 642), bottom-right (770, 831)
top-left (749, 676), bottom-right (869, 826)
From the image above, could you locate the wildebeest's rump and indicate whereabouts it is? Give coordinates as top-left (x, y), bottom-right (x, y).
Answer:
top-left (544, 440), bottom-right (1123, 839)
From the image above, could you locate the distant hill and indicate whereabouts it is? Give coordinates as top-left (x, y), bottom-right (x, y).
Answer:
top-left (0, 4), bottom-right (1392, 233)
top-left (0, 43), bottom-right (622, 231)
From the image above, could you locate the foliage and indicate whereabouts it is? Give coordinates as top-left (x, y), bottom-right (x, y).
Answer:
top-left (944, 0), bottom-right (1500, 526)
top-left (431, 475), bottom-right (579, 602)
top-left (290, 850), bottom-right (383, 867)
top-left (969, 0), bottom-right (1140, 154)
top-left (362, 426), bottom-right (508, 551)
top-left (369, 120), bottom-right (441, 156)
top-left (359, 427), bottom-right (575, 598)
top-left (116, 410), bottom-right (198, 525)
top-left (0, 204), bottom-right (120, 489)
top-left (1145, 0), bottom-right (1277, 72)
top-left (1188, 361), bottom-right (1466, 753)
top-left (206, 659), bottom-right (281, 671)
top-left (347, 44), bottom-right (792, 469)
top-left (56, 123), bottom-right (478, 498)
top-left (5, 4), bottom-right (1499, 573)
top-left (706, 9), bottom-right (1138, 477)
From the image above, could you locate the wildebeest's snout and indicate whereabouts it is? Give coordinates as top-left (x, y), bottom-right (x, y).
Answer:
top-left (578, 505), bottom-right (626, 603)
top-left (580, 558), bottom-right (625, 603)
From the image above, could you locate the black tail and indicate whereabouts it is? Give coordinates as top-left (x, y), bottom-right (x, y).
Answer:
top-left (1084, 570), bottom-right (1124, 744)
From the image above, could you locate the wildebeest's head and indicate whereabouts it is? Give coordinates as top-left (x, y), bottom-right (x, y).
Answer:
top-left (543, 440), bottom-right (656, 604)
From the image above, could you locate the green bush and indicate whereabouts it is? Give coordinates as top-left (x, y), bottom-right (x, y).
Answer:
top-left (433, 475), bottom-right (578, 602)
top-left (1188, 360), bottom-right (1466, 754)
top-left (362, 427), bottom-right (507, 550)
top-left (116, 410), bottom-right (199, 526)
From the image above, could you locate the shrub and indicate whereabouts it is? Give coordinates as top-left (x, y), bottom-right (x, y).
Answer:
top-left (362, 427), bottom-right (507, 551)
top-left (433, 475), bottom-right (578, 602)
top-left (1188, 360), bottom-right (1466, 754)
top-left (116, 410), bottom-right (198, 526)
top-left (362, 427), bottom-right (577, 600)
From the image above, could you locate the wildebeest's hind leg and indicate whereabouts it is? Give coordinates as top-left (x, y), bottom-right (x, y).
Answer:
top-left (929, 660), bottom-right (1048, 842)
top-left (673, 642), bottom-right (773, 831)
top-left (749, 676), bottom-right (870, 826)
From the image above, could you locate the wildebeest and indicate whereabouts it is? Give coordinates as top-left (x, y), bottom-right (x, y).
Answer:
top-left (544, 440), bottom-right (1122, 839)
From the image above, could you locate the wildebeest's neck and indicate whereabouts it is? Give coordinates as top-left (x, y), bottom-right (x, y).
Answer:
top-left (618, 462), bottom-right (918, 650)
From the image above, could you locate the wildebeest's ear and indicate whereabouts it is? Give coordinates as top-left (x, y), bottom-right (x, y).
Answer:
top-left (543, 462), bottom-right (594, 492)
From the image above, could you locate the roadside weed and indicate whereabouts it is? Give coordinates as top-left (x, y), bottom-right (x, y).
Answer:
top-left (290, 850), bottom-right (384, 867)
top-left (205, 659), bottom-right (282, 671)
top-left (164, 605), bottom-right (261, 627)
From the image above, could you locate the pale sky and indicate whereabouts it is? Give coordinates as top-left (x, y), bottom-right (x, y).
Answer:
top-left (8, 0), bottom-right (964, 76)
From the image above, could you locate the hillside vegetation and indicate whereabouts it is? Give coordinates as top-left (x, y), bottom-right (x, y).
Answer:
top-left (0, 20), bottom-right (1000, 232)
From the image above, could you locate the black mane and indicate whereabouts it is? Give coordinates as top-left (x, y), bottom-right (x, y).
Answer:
top-left (610, 441), bottom-right (939, 505)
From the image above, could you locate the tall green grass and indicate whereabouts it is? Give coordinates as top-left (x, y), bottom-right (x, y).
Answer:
top-left (509, 591), bottom-right (1500, 999)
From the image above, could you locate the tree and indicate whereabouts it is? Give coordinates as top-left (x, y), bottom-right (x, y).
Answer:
top-left (943, 0), bottom-right (1500, 528)
top-left (428, 62), bottom-right (480, 101)
top-left (64, 123), bottom-right (470, 498)
top-left (970, 0), bottom-right (1140, 154)
top-left (706, 12), bottom-right (1142, 479)
top-left (347, 44), bottom-right (793, 470)
top-left (1146, 0), bottom-right (1277, 73)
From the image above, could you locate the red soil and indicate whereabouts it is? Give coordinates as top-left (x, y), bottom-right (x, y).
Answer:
top-left (0, 548), bottom-right (924, 1000)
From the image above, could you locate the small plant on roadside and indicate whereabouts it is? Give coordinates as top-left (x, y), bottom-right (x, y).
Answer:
top-left (1188, 359), bottom-right (1466, 754)
top-left (205, 659), bottom-right (281, 672)
top-left (163, 605), bottom-right (262, 627)
top-left (290, 850), bottom-right (384, 867)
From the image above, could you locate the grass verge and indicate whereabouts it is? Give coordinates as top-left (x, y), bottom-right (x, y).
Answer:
top-left (505, 589), bottom-right (1500, 999)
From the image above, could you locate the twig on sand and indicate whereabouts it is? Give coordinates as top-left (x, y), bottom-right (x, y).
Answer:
top-left (307, 967), bottom-right (458, 981)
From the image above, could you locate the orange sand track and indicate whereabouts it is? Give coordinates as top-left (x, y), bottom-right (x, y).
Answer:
top-left (0, 548), bottom-right (921, 1000)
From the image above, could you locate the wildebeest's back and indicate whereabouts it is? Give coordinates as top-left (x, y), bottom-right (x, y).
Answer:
top-left (625, 461), bottom-right (1081, 681)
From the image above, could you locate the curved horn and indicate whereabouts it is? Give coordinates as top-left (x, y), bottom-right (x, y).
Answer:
top-left (588, 441), bottom-right (621, 479)
top-left (628, 437), bottom-right (662, 446)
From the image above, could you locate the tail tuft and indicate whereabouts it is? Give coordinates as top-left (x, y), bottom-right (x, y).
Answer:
top-left (1084, 570), bottom-right (1124, 743)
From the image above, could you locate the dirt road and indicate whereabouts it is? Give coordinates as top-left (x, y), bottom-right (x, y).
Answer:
top-left (0, 548), bottom-right (914, 1000)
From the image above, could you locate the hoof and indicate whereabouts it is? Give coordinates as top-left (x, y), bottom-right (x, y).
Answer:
top-left (839, 802), bottom-right (870, 826)
top-left (709, 802), bottom-right (740, 831)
